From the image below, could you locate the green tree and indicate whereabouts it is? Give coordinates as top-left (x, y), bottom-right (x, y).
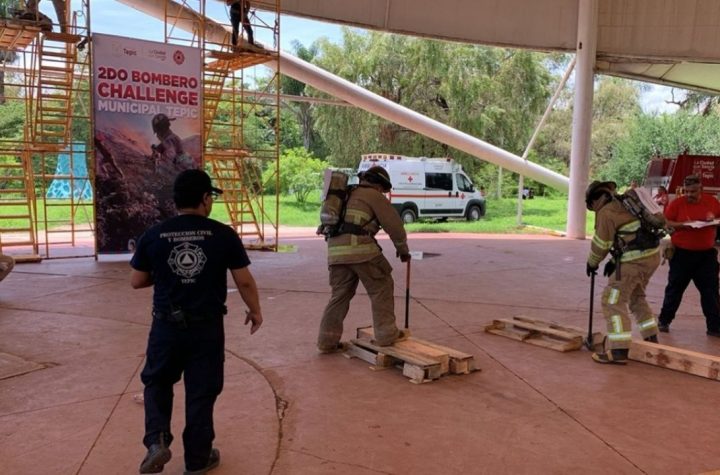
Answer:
top-left (280, 40), bottom-right (326, 155)
top-left (263, 147), bottom-right (325, 203)
top-left (311, 29), bottom-right (553, 173)
top-left (534, 75), bottom-right (643, 184)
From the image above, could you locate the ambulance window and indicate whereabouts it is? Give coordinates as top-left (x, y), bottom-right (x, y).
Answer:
top-left (425, 173), bottom-right (453, 190)
top-left (457, 174), bottom-right (474, 192)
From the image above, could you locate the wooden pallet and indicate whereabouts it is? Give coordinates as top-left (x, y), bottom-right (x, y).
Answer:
top-left (345, 327), bottom-right (477, 384)
top-left (484, 316), bottom-right (601, 352)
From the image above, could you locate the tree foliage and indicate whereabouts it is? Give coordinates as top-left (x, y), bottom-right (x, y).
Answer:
top-left (263, 147), bottom-right (325, 203)
top-left (310, 29), bottom-right (553, 179)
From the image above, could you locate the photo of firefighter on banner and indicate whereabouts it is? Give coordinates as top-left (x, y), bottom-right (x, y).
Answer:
top-left (92, 33), bottom-right (203, 253)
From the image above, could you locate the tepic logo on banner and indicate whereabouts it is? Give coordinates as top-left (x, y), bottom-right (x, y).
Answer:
top-left (173, 50), bottom-right (185, 65)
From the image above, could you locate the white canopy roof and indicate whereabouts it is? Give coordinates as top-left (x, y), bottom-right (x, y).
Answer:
top-left (277, 0), bottom-right (720, 94)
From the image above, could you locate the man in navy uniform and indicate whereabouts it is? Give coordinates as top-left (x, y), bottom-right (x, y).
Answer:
top-left (131, 169), bottom-right (262, 474)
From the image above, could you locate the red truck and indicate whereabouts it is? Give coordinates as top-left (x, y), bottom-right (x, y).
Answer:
top-left (644, 153), bottom-right (720, 197)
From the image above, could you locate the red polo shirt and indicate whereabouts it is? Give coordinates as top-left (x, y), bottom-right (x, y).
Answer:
top-left (665, 194), bottom-right (720, 250)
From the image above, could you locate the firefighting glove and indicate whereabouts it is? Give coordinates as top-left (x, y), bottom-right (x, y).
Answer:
top-left (603, 260), bottom-right (616, 277)
top-left (586, 262), bottom-right (598, 277)
top-left (399, 253), bottom-right (411, 263)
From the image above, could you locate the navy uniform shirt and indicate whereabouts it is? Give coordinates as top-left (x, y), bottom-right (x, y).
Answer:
top-left (130, 214), bottom-right (250, 317)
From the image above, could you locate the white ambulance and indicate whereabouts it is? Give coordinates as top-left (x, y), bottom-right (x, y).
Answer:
top-left (357, 153), bottom-right (486, 223)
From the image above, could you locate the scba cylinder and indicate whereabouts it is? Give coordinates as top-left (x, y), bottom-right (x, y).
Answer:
top-left (320, 171), bottom-right (350, 226)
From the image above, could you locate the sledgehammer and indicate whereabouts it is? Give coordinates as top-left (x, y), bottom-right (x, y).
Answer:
top-left (585, 271), bottom-right (596, 350)
top-left (404, 259), bottom-right (411, 329)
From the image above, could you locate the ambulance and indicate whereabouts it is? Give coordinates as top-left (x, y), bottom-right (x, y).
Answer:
top-left (357, 153), bottom-right (486, 223)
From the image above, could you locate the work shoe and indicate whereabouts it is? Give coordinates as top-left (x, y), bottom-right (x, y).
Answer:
top-left (139, 439), bottom-right (172, 474)
top-left (658, 322), bottom-right (670, 333)
top-left (644, 335), bottom-right (659, 343)
top-left (373, 329), bottom-right (411, 347)
top-left (707, 330), bottom-right (720, 338)
top-left (591, 349), bottom-right (629, 365)
top-left (318, 342), bottom-right (348, 354)
top-left (184, 448), bottom-right (220, 475)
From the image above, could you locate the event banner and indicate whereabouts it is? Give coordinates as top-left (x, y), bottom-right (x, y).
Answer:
top-left (92, 33), bottom-right (203, 253)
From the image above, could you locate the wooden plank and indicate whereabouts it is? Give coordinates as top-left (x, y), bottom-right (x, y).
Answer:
top-left (629, 341), bottom-right (720, 381)
top-left (512, 315), bottom-right (587, 335)
top-left (344, 343), bottom-right (395, 369)
top-left (402, 363), bottom-right (431, 384)
top-left (494, 317), bottom-right (582, 341)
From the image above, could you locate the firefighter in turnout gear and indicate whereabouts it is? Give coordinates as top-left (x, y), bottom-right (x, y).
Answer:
top-left (585, 180), bottom-right (661, 364)
top-left (317, 166), bottom-right (411, 352)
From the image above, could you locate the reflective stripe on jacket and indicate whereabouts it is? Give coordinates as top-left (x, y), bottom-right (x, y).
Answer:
top-left (327, 184), bottom-right (409, 265)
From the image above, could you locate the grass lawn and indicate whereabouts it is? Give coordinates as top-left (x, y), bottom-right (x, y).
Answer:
top-left (237, 194), bottom-right (595, 235)
top-left (1, 194), bottom-right (595, 235)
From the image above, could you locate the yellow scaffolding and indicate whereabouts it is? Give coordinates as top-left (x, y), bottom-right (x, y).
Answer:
top-left (163, 0), bottom-right (280, 250)
top-left (0, 1), bottom-right (94, 260)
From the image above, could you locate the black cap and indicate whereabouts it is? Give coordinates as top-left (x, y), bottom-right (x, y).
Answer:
top-left (173, 169), bottom-right (223, 196)
top-left (683, 174), bottom-right (701, 186)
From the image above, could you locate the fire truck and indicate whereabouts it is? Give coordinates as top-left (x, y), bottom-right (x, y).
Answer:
top-left (644, 153), bottom-right (720, 197)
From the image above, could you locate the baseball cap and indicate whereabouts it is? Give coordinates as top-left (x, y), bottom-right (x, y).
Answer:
top-left (683, 174), bottom-right (701, 186)
top-left (173, 169), bottom-right (223, 196)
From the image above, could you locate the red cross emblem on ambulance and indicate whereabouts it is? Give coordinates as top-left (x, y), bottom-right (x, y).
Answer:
top-left (407, 176), bottom-right (414, 182)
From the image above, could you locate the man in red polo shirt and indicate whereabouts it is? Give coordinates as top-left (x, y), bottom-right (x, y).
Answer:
top-left (658, 174), bottom-right (720, 336)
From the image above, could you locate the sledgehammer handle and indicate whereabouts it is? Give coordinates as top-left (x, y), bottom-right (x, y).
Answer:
top-left (404, 260), bottom-right (411, 329)
top-left (587, 271), bottom-right (596, 348)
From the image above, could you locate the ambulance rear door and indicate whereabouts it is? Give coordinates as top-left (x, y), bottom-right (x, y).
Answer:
top-left (422, 161), bottom-right (455, 217)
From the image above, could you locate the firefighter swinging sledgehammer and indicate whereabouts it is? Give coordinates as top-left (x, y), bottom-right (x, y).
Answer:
top-left (585, 181), bottom-right (662, 364)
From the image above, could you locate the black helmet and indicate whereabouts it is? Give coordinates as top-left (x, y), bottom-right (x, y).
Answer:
top-left (151, 113), bottom-right (172, 134)
top-left (361, 166), bottom-right (392, 192)
top-left (585, 180), bottom-right (617, 210)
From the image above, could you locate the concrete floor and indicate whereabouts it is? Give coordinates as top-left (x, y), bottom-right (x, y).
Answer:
top-left (1, 229), bottom-right (719, 475)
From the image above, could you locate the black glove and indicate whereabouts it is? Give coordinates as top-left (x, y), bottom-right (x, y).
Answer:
top-left (399, 253), bottom-right (411, 263)
top-left (603, 260), bottom-right (616, 277)
top-left (586, 262), bottom-right (598, 277)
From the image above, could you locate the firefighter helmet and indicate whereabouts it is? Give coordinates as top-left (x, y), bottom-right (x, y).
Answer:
top-left (361, 166), bottom-right (392, 192)
top-left (585, 180), bottom-right (617, 210)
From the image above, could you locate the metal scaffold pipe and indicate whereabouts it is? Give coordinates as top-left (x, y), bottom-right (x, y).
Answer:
top-left (117, 0), bottom-right (570, 192)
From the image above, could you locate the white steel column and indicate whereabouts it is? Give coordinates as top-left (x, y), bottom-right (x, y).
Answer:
top-left (566, 0), bottom-right (598, 239)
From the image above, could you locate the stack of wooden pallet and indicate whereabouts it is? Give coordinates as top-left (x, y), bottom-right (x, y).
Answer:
top-left (346, 327), bottom-right (477, 384)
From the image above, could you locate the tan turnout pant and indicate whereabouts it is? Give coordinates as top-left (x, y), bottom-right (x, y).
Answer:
top-left (318, 254), bottom-right (401, 349)
top-left (602, 252), bottom-right (660, 350)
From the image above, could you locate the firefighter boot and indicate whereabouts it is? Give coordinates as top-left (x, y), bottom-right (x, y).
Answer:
top-left (591, 348), bottom-right (629, 365)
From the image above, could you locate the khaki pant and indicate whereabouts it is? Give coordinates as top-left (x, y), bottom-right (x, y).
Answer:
top-left (318, 254), bottom-right (400, 349)
top-left (0, 254), bottom-right (14, 283)
top-left (602, 252), bottom-right (660, 350)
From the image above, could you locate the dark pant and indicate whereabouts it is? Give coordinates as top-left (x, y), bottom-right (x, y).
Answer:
top-left (141, 317), bottom-right (225, 471)
top-left (659, 247), bottom-right (720, 331)
top-left (230, 2), bottom-right (253, 46)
